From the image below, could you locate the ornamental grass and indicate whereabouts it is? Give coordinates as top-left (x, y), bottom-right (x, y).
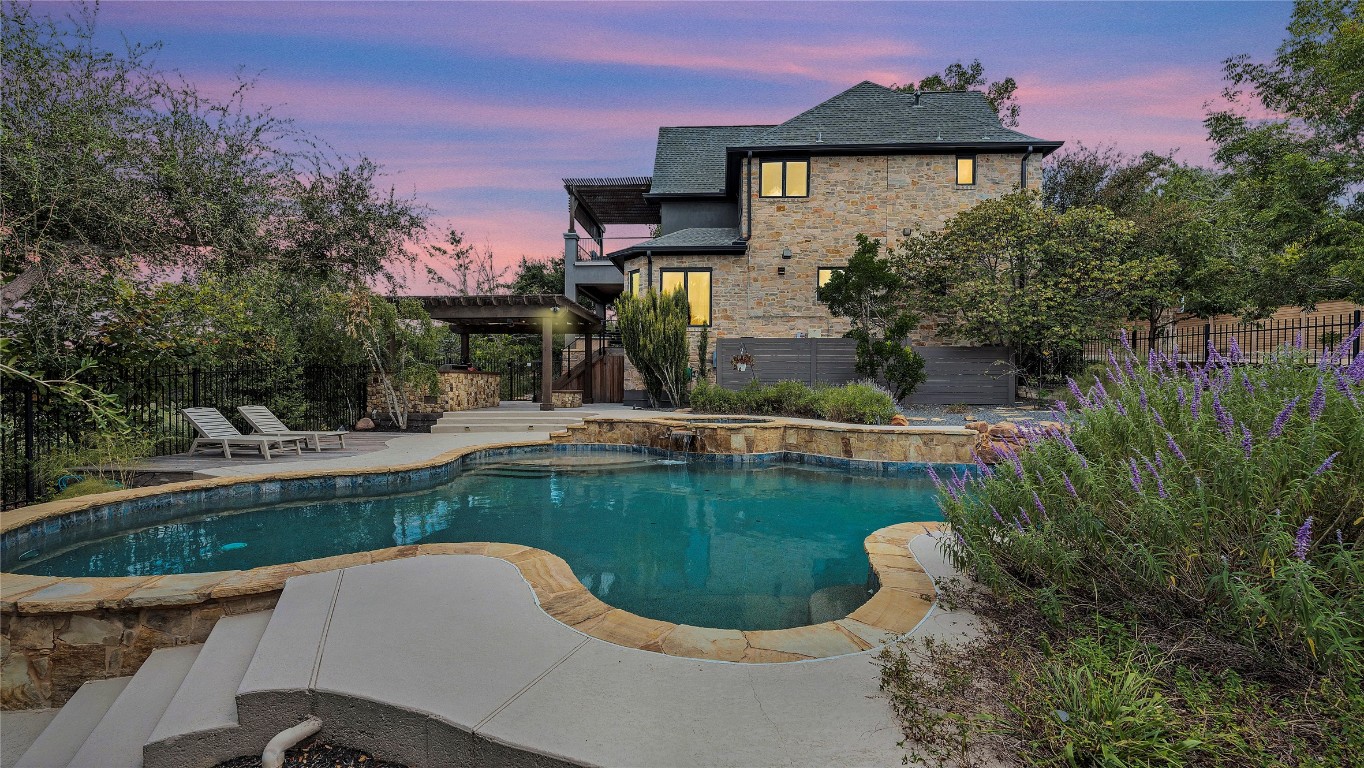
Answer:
top-left (938, 328), bottom-right (1364, 680)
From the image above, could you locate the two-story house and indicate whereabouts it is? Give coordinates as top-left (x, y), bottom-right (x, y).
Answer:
top-left (562, 81), bottom-right (1062, 400)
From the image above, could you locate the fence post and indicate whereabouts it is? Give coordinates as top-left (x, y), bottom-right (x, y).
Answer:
top-left (1355, 310), bottom-right (1362, 360)
top-left (23, 384), bottom-right (36, 504)
top-left (191, 367), bottom-right (201, 408)
top-left (1202, 322), bottom-right (1211, 364)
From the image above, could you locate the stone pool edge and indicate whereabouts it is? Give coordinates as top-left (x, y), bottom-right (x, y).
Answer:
top-left (2, 436), bottom-right (948, 707)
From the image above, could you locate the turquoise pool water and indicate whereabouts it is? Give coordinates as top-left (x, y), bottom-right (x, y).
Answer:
top-left (12, 451), bottom-right (943, 630)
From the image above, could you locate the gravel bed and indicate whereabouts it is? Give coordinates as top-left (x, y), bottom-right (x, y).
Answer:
top-left (216, 740), bottom-right (405, 768)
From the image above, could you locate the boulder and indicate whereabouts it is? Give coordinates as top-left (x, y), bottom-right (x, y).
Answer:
top-left (354, 417), bottom-right (376, 431)
top-left (889, 414), bottom-right (909, 427)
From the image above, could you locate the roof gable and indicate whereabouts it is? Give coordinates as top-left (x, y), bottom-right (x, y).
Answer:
top-left (746, 81), bottom-right (1044, 147)
top-left (650, 125), bottom-right (774, 195)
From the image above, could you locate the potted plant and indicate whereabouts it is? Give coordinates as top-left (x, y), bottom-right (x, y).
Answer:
top-left (731, 351), bottom-right (754, 372)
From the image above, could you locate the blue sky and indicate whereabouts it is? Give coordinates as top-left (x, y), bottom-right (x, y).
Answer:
top-left (69, 1), bottom-right (1294, 286)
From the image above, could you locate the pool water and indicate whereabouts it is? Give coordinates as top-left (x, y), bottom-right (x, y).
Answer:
top-left (13, 453), bottom-right (943, 630)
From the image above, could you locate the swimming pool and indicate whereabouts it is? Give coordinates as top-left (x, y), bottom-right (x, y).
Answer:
top-left (10, 448), bottom-right (943, 630)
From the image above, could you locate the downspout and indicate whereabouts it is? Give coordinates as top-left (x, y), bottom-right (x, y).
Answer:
top-left (646, 250), bottom-right (653, 290)
top-left (1020, 145), bottom-right (1035, 190)
top-left (742, 151), bottom-right (753, 241)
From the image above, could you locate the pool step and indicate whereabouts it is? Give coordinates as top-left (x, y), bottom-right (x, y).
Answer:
top-left (68, 645), bottom-right (201, 767)
top-left (429, 411), bottom-right (595, 434)
top-left (13, 678), bottom-right (129, 768)
top-left (143, 610), bottom-right (275, 768)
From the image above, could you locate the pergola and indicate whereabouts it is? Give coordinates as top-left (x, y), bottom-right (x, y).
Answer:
top-left (415, 294), bottom-right (602, 410)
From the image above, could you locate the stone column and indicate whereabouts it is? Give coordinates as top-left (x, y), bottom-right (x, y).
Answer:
top-left (541, 314), bottom-right (555, 411)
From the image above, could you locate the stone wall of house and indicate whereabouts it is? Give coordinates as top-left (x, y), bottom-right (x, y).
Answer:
top-left (622, 152), bottom-right (1041, 347)
top-left (366, 370), bottom-right (501, 417)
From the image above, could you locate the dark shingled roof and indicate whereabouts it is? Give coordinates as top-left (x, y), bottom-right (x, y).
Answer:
top-left (608, 227), bottom-right (744, 264)
top-left (646, 82), bottom-right (1058, 195)
top-left (649, 126), bottom-right (773, 195)
top-left (742, 82), bottom-right (1045, 148)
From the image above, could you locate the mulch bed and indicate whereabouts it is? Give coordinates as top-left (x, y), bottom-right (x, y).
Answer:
top-left (215, 739), bottom-right (406, 768)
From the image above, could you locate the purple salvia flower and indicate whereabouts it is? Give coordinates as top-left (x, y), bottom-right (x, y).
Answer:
top-left (1176, 386), bottom-right (1186, 406)
top-left (1123, 354), bottom-right (1136, 383)
top-left (971, 450), bottom-right (992, 477)
top-left (1066, 378), bottom-right (1091, 409)
top-left (1148, 348), bottom-right (1159, 373)
top-left (1294, 517), bottom-right (1313, 561)
top-left (1165, 433), bottom-right (1186, 462)
top-left (1062, 472), bottom-right (1077, 498)
top-left (1019, 506), bottom-right (1032, 527)
top-left (1008, 449), bottom-right (1025, 480)
top-left (1107, 350), bottom-right (1123, 381)
top-left (926, 465), bottom-right (944, 489)
top-left (1313, 452), bottom-right (1340, 476)
top-left (1013, 517), bottom-right (1025, 534)
top-left (990, 504), bottom-right (1004, 524)
top-left (1309, 379), bottom-right (1326, 421)
top-left (1268, 396), bottom-right (1300, 438)
top-left (1240, 423), bottom-right (1253, 459)
top-left (1093, 378), bottom-right (1109, 403)
top-left (1054, 399), bottom-right (1069, 415)
top-left (1337, 529), bottom-right (1344, 546)
top-left (1212, 393), bottom-right (1234, 436)
top-left (1032, 491), bottom-right (1047, 520)
top-left (1113, 399), bottom-right (1128, 416)
top-left (1346, 354), bottom-right (1364, 385)
top-left (1241, 373), bottom-right (1254, 396)
top-left (1295, 330), bottom-right (1304, 349)
top-left (1228, 336), bottom-right (1241, 364)
top-left (1120, 328), bottom-right (1132, 350)
top-left (1333, 323), bottom-right (1361, 363)
top-left (1330, 368), bottom-right (1359, 408)
top-left (1128, 457), bottom-right (1143, 492)
top-left (1153, 451), bottom-right (1164, 469)
top-left (1151, 408), bottom-right (1165, 428)
top-left (1190, 385), bottom-right (1203, 420)
top-left (1138, 385), bottom-right (1149, 411)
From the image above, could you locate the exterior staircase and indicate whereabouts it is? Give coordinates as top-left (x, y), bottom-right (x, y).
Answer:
top-left (428, 401), bottom-right (597, 434)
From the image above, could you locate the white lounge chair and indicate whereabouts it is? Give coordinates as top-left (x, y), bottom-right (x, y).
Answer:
top-left (181, 407), bottom-right (305, 459)
top-left (238, 405), bottom-right (349, 452)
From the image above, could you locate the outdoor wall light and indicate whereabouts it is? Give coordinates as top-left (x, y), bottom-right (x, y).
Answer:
top-left (777, 266), bottom-right (787, 276)
top-left (781, 247), bottom-right (793, 259)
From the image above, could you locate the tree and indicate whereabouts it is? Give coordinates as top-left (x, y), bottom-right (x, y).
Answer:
top-left (504, 256), bottom-right (565, 295)
top-left (1043, 144), bottom-right (1248, 344)
top-left (896, 192), bottom-right (1160, 379)
top-left (895, 59), bottom-right (1020, 127)
top-left (615, 289), bottom-right (690, 408)
top-left (817, 235), bottom-right (926, 400)
top-left (344, 293), bottom-right (445, 429)
top-left (1205, 0), bottom-right (1364, 308)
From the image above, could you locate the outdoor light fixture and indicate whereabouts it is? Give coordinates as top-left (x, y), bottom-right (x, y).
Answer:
top-left (777, 266), bottom-right (787, 276)
top-left (781, 247), bottom-right (792, 259)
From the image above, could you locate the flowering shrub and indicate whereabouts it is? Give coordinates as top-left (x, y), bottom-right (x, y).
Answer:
top-left (938, 328), bottom-right (1364, 679)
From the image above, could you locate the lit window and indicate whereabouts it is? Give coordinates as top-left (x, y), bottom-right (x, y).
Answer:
top-left (759, 160), bottom-right (810, 198)
top-left (956, 155), bottom-right (976, 186)
top-left (817, 267), bottom-right (843, 288)
top-left (627, 270), bottom-right (640, 295)
top-left (659, 268), bottom-right (711, 326)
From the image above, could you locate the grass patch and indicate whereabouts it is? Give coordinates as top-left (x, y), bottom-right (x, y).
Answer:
top-left (689, 379), bottom-right (897, 424)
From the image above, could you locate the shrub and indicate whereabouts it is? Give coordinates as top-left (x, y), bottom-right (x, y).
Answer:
top-left (688, 380), bottom-right (895, 425)
top-left (615, 289), bottom-right (690, 407)
top-left (939, 329), bottom-right (1364, 680)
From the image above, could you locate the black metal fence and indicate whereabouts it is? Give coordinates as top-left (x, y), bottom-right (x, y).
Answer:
top-left (1083, 310), bottom-right (1363, 367)
top-left (1, 364), bottom-right (368, 510)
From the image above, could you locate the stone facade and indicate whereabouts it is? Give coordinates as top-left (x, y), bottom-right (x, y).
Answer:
top-left (366, 370), bottom-right (501, 417)
top-left (551, 390), bottom-right (583, 409)
top-left (552, 416), bottom-right (978, 465)
top-left (623, 152), bottom-right (1042, 347)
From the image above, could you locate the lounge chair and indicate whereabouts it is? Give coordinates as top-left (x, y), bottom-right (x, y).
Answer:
top-left (181, 407), bottom-right (305, 459)
top-left (238, 405), bottom-right (349, 452)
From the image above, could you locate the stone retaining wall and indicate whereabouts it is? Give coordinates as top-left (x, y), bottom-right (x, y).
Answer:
top-left (366, 370), bottom-right (501, 416)
top-left (552, 416), bottom-right (977, 465)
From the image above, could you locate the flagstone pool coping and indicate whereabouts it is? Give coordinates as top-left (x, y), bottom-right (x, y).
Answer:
top-left (2, 437), bottom-right (947, 664)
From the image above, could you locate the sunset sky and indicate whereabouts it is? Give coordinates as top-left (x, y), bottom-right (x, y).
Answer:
top-left (81, 1), bottom-right (1294, 288)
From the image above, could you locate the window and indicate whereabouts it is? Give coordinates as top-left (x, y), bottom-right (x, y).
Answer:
top-left (659, 268), bottom-right (711, 326)
top-left (626, 269), bottom-right (641, 296)
top-left (817, 267), bottom-right (843, 289)
top-left (956, 155), bottom-right (976, 186)
top-left (759, 159), bottom-right (809, 197)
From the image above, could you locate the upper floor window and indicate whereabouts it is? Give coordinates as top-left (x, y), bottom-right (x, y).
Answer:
top-left (817, 267), bottom-right (843, 289)
top-left (956, 155), bottom-right (976, 186)
top-left (759, 159), bottom-right (809, 198)
top-left (660, 268), bottom-right (711, 326)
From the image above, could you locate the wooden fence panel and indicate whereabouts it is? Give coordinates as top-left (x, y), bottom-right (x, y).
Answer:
top-left (715, 339), bottom-right (1015, 405)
